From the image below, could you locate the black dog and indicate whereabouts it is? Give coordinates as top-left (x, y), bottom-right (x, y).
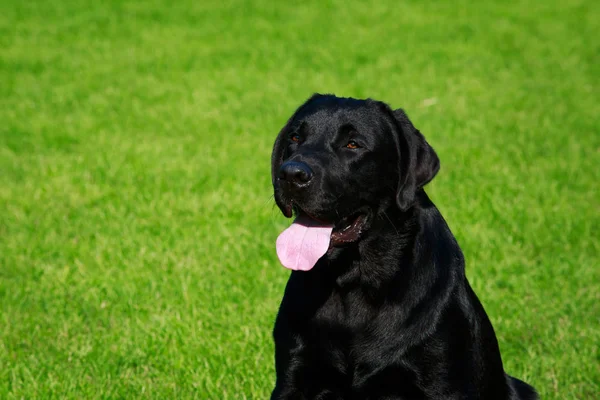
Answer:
top-left (270, 94), bottom-right (537, 399)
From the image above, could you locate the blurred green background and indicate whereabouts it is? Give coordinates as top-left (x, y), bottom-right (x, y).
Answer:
top-left (1, 0), bottom-right (598, 398)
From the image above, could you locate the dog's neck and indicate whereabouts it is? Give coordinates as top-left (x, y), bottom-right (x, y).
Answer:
top-left (326, 190), bottom-right (463, 300)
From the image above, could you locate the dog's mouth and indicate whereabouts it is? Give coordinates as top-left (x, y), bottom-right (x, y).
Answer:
top-left (330, 210), bottom-right (368, 246)
top-left (275, 205), bottom-right (368, 271)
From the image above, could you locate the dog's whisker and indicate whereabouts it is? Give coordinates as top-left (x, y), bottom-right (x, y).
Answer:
top-left (264, 194), bottom-right (276, 206)
top-left (382, 210), bottom-right (399, 236)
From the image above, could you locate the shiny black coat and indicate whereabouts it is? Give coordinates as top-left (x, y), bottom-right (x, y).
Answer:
top-left (270, 94), bottom-right (537, 400)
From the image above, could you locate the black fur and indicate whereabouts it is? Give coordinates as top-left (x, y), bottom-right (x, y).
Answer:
top-left (270, 94), bottom-right (538, 399)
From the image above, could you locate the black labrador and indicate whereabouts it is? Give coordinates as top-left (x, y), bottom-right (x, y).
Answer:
top-left (270, 94), bottom-right (537, 399)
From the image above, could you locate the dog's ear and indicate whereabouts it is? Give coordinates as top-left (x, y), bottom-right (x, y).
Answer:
top-left (392, 108), bottom-right (440, 211)
top-left (271, 93), bottom-right (323, 217)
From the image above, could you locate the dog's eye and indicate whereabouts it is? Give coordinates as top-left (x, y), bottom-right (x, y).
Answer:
top-left (346, 140), bottom-right (360, 149)
top-left (291, 134), bottom-right (300, 143)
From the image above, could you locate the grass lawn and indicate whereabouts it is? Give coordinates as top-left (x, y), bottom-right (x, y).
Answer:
top-left (1, 0), bottom-right (598, 398)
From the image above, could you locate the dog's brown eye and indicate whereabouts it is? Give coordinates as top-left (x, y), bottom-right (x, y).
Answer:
top-left (291, 134), bottom-right (300, 143)
top-left (346, 140), bottom-right (360, 149)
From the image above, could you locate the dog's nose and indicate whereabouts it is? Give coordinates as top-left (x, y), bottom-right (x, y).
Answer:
top-left (279, 161), bottom-right (313, 185)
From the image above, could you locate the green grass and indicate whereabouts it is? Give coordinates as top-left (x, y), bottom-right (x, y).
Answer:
top-left (1, 0), bottom-right (598, 398)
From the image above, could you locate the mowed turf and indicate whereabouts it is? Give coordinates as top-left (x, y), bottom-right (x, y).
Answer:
top-left (1, 0), bottom-right (598, 398)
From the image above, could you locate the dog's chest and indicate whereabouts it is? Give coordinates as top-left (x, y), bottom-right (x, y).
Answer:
top-left (307, 288), bottom-right (383, 378)
top-left (313, 287), bottom-right (376, 332)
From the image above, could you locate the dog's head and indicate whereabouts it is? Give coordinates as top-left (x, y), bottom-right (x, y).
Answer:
top-left (272, 94), bottom-right (439, 269)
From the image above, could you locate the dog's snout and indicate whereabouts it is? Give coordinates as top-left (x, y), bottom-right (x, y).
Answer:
top-left (279, 161), bottom-right (313, 185)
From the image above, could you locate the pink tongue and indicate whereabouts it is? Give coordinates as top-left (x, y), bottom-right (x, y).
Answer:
top-left (276, 214), bottom-right (334, 271)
